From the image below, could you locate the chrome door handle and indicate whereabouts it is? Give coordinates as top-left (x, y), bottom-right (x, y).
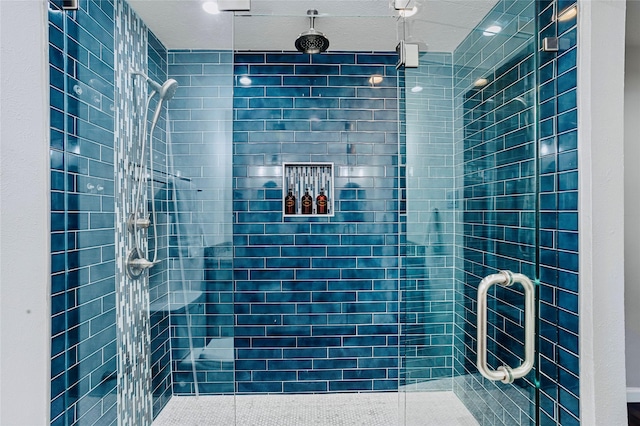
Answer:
top-left (476, 270), bottom-right (535, 384)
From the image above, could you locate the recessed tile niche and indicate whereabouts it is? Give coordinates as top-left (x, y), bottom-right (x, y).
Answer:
top-left (283, 162), bottom-right (334, 217)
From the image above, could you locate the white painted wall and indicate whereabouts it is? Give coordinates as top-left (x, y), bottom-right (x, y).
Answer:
top-left (625, 44), bottom-right (640, 393)
top-left (578, 0), bottom-right (629, 423)
top-left (0, 1), bottom-right (51, 424)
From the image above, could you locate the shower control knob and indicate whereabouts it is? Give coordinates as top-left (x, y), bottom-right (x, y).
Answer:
top-left (129, 257), bottom-right (155, 269)
top-left (136, 217), bottom-right (151, 228)
top-left (126, 249), bottom-right (156, 279)
top-left (127, 214), bottom-right (151, 233)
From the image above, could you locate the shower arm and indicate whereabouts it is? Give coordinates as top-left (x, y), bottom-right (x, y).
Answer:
top-left (129, 70), bottom-right (179, 272)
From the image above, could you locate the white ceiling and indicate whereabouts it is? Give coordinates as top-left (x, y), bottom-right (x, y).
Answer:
top-left (128, 0), bottom-right (501, 52)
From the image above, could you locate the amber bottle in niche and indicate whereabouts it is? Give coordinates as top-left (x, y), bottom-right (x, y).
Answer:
top-left (316, 188), bottom-right (328, 214)
top-left (285, 185), bottom-right (296, 214)
top-left (301, 188), bottom-right (313, 214)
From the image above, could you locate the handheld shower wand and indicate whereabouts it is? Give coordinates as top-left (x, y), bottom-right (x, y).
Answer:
top-left (130, 70), bottom-right (179, 101)
top-left (131, 70), bottom-right (178, 123)
top-left (127, 70), bottom-right (179, 278)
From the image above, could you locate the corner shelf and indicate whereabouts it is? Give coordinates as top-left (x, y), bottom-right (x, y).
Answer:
top-left (283, 162), bottom-right (334, 217)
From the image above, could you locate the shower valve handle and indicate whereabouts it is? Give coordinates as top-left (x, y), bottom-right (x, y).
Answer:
top-left (126, 249), bottom-right (156, 279)
top-left (127, 214), bottom-right (151, 233)
top-left (128, 257), bottom-right (155, 270)
top-left (135, 217), bottom-right (151, 228)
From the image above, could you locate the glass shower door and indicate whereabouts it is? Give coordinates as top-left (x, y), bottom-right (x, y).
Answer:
top-left (400, 0), bottom-right (539, 424)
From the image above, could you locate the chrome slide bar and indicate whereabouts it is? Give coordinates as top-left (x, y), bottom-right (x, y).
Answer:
top-left (476, 270), bottom-right (535, 384)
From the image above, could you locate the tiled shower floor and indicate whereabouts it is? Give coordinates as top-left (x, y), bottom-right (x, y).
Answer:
top-left (152, 391), bottom-right (479, 426)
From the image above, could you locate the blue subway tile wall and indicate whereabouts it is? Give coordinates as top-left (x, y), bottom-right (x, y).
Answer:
top-left (536, 1), bottom-right (580, 424)
top-left (49, 0), bottom-right (184, 423)
top-left (49, 1), bottom-right (118, 425)
top-left (166, 50), bottom-right (235, 396)
top-left (233, 52), bottom-right (400, 393)
top-left (401, 53), bottom-right (456, 389)
top-left (452, 0), bottom-right (540, 424)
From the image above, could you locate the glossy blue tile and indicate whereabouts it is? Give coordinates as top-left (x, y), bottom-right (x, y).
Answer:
top-left (237, 382), bottom-right (283, 393)
top-left (311, 53), bottom-right (356, 64)
top-left (557, 289), bottom-right (579, 316)
top-left (266, 53), bottom-right (310, 64)
top-left (557, 47), bottom-right (577, 75)
top-left (558, 150), bottom-right (577, 172)
top-left (294, 235), bottom-right (340, 246)
top-left (296, 302), bottom-right (341, 313)
top-left (557, 110), bottom-right (577, 133)
top-left (297, 369), bottom-right (341, 380)
top-left (235, 53), bottom-right (266, 63)
top-left (252, 337), bottom-right (297, 348)
top-left (558, 212), bottom-right (578, 231)
top-left (173, 51), bottom-right (220, 63)
top-left (249, 269), bottom-right (295, 281)
top-left (295, 65), bottom-right (340, 75)
top-left (343, 368), bottom-right (387, 379)
top-left (557, 69), bottom-right (577, 95)
top-left (329, 380), bottom-right (372, 391)
top-left (312, 87), bottom-right (356, 98)
top-left (283, 381), bottom-right (328, 392)
top-left (341, 65), bottom-right (386, 76)
top-left (558, 130), bottom-right (577, 152)
top-left (540, 193), bottom-right (557, 210)
top-left (249, 97), bottom-right (293, 109)
top-left (557, 89), bottom-right (576, 114)
top-left (340, 98), bottom-right (386, 109)
top-left (558, 192), bottom-right (578, 210)
top-left (558, 171), bottom-right (578, 191)
top-left (357, 54), bottom-right (397, 65)
top-left (559, 309), bottom-right (579, 334)
top-left (294, 97), bottom-right (339, 109)
top-left (540, 99), bottom-right (556, 120)
top-left (250, 64), bottom-right (295, 75)
top-left (559, 406), bottom-right (580, 426)
top-left (282, 75), bottom-right (328, 86)
top-left (266, 86), bottom-right (312, 98)
top-left (557, 232), bottom-right (578, 251)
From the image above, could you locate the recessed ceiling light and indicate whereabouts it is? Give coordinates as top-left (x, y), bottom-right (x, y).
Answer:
top-left (474, 78), bottom-right (488, 87)
top-left (239, 76), bottom-right (252, 86)
top-left (483, 25), bottom-right (502, 36)
top-left (202, 1), bottom-right (220, 15)
top-left (410, 85), bottom-right (423, 93)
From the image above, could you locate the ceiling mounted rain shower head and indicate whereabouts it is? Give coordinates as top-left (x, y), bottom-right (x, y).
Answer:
top-left (295, 9), bottom-right (329, 54)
